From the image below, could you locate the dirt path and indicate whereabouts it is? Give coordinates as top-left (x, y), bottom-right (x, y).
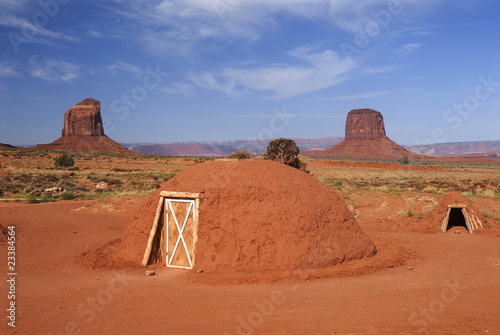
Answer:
top-left (0, 201), bottom-right (498, 335)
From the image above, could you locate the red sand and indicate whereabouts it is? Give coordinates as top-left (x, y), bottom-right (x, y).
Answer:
top-left (115, 160), bottom-right (376, 273)
top-left (1, 197), bottom-right (499, 334)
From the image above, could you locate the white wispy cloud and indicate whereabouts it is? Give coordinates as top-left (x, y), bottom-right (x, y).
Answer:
top-left (0, 61), bottom-right (20, 77)
top-left (0, 0), bottom-right (30, 11)
top-left (397, 43), bottom-right (422, 55)
top-left (102, 0), bottom-right (444, 57)
top-left (29, 58), bottom-right (81, 82)
top-left (88, 31), bottom-right (103, 38)
top-left (158, 83), bottom-right (195, 95)
top-left (189, 46), bottom-right (356, 99)
top-left (0, 15), bottom-right (78, 46)
top-left (106, 62), bottom-right (143, 76)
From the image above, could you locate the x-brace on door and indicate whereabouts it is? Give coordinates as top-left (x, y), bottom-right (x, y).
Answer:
top-left (165, 198), bottom-right (197, 269)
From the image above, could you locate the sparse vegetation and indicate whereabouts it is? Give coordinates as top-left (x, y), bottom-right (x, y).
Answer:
top-left (54, 153), bottom-right (75, 168)
top-left (59, 192), bottom-right (77, 200)
top-left (398, 157), bottom-right (410, 165)
top-left (407, 207), bottom-right (413, 217)
top-left (228, 150), bottom-right (253, 159)
top-left (25, 194), bottom-right (54, 204)
top-left (0, 149), bottom-right (184, 201)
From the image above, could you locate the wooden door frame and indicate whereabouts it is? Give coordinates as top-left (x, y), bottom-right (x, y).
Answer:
top-left (142, 191), bottom-right (202, 268)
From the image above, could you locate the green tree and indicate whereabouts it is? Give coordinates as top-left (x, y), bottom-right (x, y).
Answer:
top-left (54, 153), bottom-right (75, 169)
top-left (264, 138), bottom-right (303, 169)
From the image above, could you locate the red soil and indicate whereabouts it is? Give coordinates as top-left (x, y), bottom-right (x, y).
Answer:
top-left (115, 159), bottom-right (376, 273)
top-left (1, 197), bottom-right (499, 334)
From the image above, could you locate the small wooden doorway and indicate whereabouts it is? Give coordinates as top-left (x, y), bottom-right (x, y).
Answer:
top-left (142, 191), bottom-right (202, 269)
top-left (165, 197), bottom-right (197, 269)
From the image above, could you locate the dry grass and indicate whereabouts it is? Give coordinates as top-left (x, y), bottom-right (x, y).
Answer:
top-left (312, 162), bottom-right (500, 199)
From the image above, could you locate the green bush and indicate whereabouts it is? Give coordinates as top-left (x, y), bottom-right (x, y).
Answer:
top-left (26, 194), bottom-right (53, 204)
top-left (59, 192), bottom-right (76, 200)
top-left (54, 153), bottom-right (75, 169)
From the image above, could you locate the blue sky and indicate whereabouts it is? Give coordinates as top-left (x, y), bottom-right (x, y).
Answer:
top-left (1, 0), bottom-right (499, 146)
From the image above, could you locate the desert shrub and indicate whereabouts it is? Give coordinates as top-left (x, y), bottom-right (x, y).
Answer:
top-left (111, 168), bottom-right (133, 172)
top-left (332, 180), bottom-right (343, 189)
top-left (228, 150), bottom-right (253, 159)
top-left (33, 174), bottom-right (60, 184)
top-left (398, 157), bottom-right (410, 165)
top-left (26, 194), bottom-right (53, 204)
top-left (14, 173), bottom-right (33, 183)
top-left (106, 178), bottom-right (122, 186)
top-left (54, 153), bottom-right (75, 168)
top-left (0, 181), bottom-right (21, 194)
top-left (59, 192), bottom-right (76, 200)
top-left (264, 138), bottom-right (303, 170)
top-left (407, 207), bottom-right (413, 217)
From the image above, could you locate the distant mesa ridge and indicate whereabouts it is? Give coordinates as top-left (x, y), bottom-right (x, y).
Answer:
top-left (34, 98), bottom-right (132, 154)
top-left (126, 137), bottom-right (344, 156)
top-left (0, 143), bottom-right (17, 149)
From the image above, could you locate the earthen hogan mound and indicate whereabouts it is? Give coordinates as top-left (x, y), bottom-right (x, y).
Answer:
top-left (103, 160), bottom-right (377, 273)
top-left (427, 192), bottom-right (491, 231)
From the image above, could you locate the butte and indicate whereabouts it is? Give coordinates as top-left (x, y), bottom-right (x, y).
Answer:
top-left (35, 98), bottom-right (132, 154)
top-left (304, 108), bottom-right (426, 161)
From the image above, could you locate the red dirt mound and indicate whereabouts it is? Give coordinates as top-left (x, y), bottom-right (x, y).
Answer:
top-left (426, 192), bottom-right (491, 231)
top-left (112, 160), bottom-right (376, 273)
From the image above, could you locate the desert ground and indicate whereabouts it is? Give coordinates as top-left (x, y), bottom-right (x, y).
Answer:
top-left (0, 149), bottom-right (499, 335)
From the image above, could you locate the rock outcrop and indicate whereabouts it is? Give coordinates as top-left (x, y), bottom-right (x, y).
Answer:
top-left (304, 108), bottom-right (423, 161)
top-left (344, 109), bottom-right (386, 140)
top-left (35, 98), bottom-right (132, 154)
top-left (62, 98), bottom-right (104, 136)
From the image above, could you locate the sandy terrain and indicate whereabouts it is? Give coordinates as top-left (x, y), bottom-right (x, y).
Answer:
top-left (1, 189), bottom-right (498, 335)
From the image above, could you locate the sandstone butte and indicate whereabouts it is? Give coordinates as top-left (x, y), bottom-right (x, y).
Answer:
top-left (35, 98), bottom-right (133, 154)
top-left (304, 108), bottom-right (427, 161)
